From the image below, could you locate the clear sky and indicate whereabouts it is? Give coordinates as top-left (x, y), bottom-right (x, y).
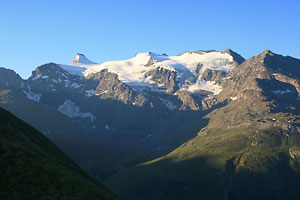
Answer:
top-left (0, 0), bottom-right (299, 78)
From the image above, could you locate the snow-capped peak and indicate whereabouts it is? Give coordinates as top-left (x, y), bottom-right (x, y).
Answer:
top-left (59, 50), bottom-right (237, 95)
top-left (59, 53), bottom-right (98, 76)
top-left (69, 53), bottom-right (98, 65)
top-left (131, 52), bottom-right (167, 64)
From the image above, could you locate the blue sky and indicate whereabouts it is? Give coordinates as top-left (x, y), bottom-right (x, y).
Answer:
top-left (0, 0), bottom-right (299, 78)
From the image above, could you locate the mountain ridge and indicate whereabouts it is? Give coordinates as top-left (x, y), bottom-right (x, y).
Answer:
top-left (105, 49), bottom-right (300, 200)
top-left (2, 49), bottom-right (300, 200)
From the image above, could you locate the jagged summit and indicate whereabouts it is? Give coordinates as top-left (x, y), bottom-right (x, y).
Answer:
top-left (55, 50), bottom-right (239, 95)
top-left (260, 49), bottom-right (274, 56)
top-left (224, 48), bottom-right (245, 64)
top-left (177, 50), bottom-right (218, 56)
top-left (69, 53), bottom-right (98, 65)
top-left (133, 52), bottom-right (169, 64)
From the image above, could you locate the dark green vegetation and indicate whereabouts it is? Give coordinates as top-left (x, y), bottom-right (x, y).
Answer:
top-left (0, 107), bottom-right (119, 200)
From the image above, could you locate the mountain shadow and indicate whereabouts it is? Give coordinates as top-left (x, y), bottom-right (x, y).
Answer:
top-left (0, 107), bottom-right (119, 200)
top-left (47, 97), bottom-right (226, 182)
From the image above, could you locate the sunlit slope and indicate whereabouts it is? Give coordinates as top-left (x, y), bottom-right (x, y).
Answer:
top-left (106, 50), bottom-right (300, 200)
top-left (107, 95), bottom-right (300, 200)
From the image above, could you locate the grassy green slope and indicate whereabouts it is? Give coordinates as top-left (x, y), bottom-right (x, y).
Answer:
top-left (0, 107), bottom-right (119, 200)
top-left (106, 96), bottom-right (300, 200)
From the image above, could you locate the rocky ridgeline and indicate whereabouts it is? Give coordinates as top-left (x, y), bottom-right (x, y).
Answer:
top-left (1, 49), bottom-right (300, 138)
top-left (1, 49), bottom-right (300, 186)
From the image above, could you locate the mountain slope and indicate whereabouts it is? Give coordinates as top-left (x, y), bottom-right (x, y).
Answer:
top-left (0, 50), bottom-right (244, 182)
top-left (0, 107), bottom-right (119, 200)
top-left (3, 49), bottom-right (300, 200)
top-left (105, 50), bottom-right (300, 200)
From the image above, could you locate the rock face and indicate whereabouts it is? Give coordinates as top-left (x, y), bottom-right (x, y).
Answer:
top-left (176, 91), bottom-right (201, 110)
top-left (144, 67), bottom-right (179, 94)
top-left (0, 67), bottom-right (23, 89)
top-left (88, 69), bottom-right (148, 106)
top-left (223, 48), bottom-right (245, 66)
top-left (201, 68), bottom-right (227, 83)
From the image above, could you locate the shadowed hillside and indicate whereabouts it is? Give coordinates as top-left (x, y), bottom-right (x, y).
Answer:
top-left (0, 107), bottom-right (119, 200)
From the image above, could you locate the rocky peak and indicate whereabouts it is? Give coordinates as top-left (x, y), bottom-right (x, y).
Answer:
top-left (261, 49), bottom-right (274, 56)
top-left (223, 49), bottom-right (245, 65)
top-left (69, 53), bottom-right (97, 65)
top-left (262, 50), bottom-right (300, 80)
top-left (177, 50), bottom-right (217, 56)
top-left (246, 49), bottom-right (275, 65)
top-left (213, 50), bottom-right (300, 108)
top-left (133, 52), bottom-right (167, 66)
top-left (29, 63), bottom-right (69, 80)
top-left (0, 67), bottom-right (23, 89)
top-left (246, 49), bottom-right (300, 79)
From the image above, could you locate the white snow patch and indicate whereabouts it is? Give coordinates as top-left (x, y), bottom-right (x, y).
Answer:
top-left (83, 52), bottom-right (158, 85)
top-left (58, 99), bottom-right (96, 121)
top-left (157, 52), bottom-right (233, 73)
top-left (85, 89), bottom-right (95, 97)
top-left (61, 72), bottom-right (68, 78)
top-left (32, 76), bottom-right (41, 81)
top-left (187, 79), bottom-right (222, 95)
top-left (95, 90), bottom-right (108, 95)
top-left (105, 125), bottom-right (113, 131)
top-left (23, 85), bottom-right (42, 102)
top-left (52, 79), bottom-right (62, 83)
top-left (231, 96), bottom-right (237, 100)
top-left (41, 75), bottom-right (48, 79)
top-left (59, 64), bottom-right (87, 76)
top-left (70, 82), bottom-right (81, 88)
top-left (272, 89), bottom-right (292, 95)
top-left (158, 97), bottom-right (177, 110)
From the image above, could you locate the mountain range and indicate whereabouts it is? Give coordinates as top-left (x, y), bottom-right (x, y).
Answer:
top-left (1, 49), bottom-right (300, 199)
